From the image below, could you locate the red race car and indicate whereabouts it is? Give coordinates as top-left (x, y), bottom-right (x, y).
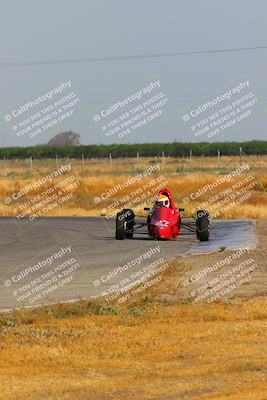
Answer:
top-left (115, 187), bottom-right (210, 241)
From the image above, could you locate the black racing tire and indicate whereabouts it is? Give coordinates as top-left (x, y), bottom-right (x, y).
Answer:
top-left (115, 209), bottom-right (135, 240)
top-left (115, 212), bottom-right (125, 240)
top-left (196, 210), bottom-right (210, 241)
top-left (124, 208), bottom-right (135, 239)
top-left (147, 215), bottom-right (151, 235)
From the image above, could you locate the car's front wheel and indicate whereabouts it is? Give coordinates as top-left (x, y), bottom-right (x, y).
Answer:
top-left (115, 209), bottom-right (135, 240)
top-left (116, 212), bottom-right (125, 240)
top-left (196, 210), bottom-right (210, 241)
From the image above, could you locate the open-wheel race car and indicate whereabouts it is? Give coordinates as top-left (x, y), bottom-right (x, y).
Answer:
top-left (115, 188), bottom-right (210, 241)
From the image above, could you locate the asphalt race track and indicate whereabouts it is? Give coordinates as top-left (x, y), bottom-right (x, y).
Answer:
top-left (0, 217), bottom-right (257, 311)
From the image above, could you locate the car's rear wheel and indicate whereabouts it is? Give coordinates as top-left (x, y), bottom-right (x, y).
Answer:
top-left (196, 210), bottom-right (210, 241)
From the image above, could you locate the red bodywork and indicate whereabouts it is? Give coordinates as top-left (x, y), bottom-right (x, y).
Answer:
top-left (148, 188), bottom-right (181, 240)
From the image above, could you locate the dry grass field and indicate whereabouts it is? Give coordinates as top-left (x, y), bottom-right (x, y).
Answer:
top-left (0, 155), bottom-right (266, 219)
top-left (0, 297), bottom-right (267, 400)
top-left (0, 155), bottom-right (266, 399)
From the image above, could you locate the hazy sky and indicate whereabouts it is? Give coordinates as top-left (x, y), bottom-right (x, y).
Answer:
top-left (0, 0), bottom-right (266, 146)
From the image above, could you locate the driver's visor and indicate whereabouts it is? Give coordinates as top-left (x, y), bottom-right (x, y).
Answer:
top-left (156, 199), bottom-right (169, 206)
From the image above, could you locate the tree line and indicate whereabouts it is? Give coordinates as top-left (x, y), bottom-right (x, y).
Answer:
top-left (0, 141), bottom-right (266, 159)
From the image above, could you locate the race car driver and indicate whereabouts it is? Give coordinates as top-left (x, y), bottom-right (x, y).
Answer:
top-left (155, 194), bottom-right (170, 208)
